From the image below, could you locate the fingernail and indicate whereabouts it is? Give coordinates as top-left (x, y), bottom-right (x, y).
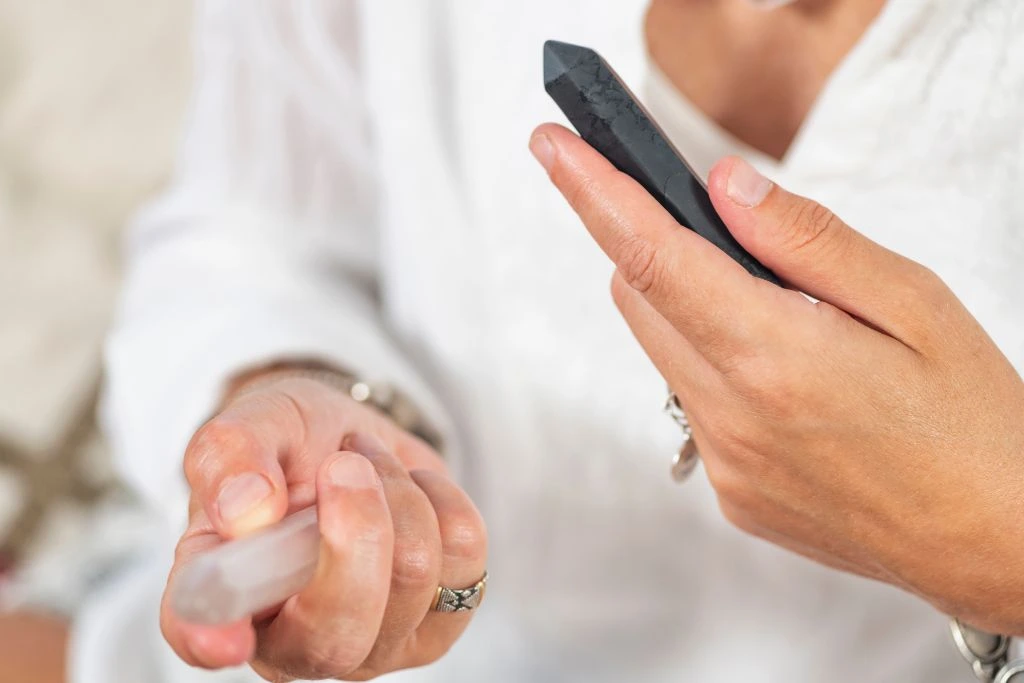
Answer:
top-left (217, 473), bottom-right (273, 527)
top-left (328, 453), bottom-right (381, 490)
top-left (343, 432), bottom-right (390, 459)
top-left (529, 133), bottom-right (555, 171)
top-left (726, 158), bottom-right (773, 208)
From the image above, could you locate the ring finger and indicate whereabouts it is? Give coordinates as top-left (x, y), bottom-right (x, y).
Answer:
top-left (254, 450), bottom-right (394, 680)
top-left (406, 469), bottom-right (488, 667)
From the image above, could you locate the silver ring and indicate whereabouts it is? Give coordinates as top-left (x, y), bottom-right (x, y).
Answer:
top-left (432, 572), bottom-right (488, 612)
top-left (664, 391), bottom-right (700, 483)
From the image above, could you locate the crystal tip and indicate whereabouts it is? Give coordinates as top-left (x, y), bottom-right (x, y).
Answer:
top-left (543, 40), bottom-right (594, 89)
top-left (170, 558), bottom-right (237, 625)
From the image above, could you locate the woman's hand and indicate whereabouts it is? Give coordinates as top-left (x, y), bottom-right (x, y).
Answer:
top-left (162, 370), bottom-right (487, 680)
top-left (531, 123), bottom-right (1024, 633)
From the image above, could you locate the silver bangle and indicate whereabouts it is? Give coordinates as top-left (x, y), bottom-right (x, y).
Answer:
top-left (236, 362), bottom-right (444, 454)
top-left (950, 618), bottom-right (1020, 682)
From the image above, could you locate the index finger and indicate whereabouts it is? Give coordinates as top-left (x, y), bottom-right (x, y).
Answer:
top-left (160, 507), bottom-right (257, 670)
top-left (531, 122), bottom-right (779, 368)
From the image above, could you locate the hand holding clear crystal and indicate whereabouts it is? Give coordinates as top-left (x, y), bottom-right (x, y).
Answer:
top-left (161, 370), bottom-right (487, 680)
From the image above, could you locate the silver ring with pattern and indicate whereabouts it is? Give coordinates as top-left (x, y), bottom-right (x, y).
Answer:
top-left (432, 572), bottom-right (488, 612)
top-left (664, 391), bottom-right (700, 483)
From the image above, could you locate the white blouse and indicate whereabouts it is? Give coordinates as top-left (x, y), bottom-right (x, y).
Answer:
top-left (82, 1), bottom-right (1024, 681)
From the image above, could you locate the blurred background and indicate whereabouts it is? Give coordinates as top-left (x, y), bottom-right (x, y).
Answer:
top-left (0, 0), bottom-right (190, 616)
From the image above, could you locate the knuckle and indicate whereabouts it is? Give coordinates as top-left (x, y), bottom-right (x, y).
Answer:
top-left (717, 499), bottom-right (755, 535)
top-left (720, 355), bottom-right (805, 425)
top-left (184, 419), bottom-right (258, 484)
top-left (721, 352), bottom-right (782, 400)
top-left (189, 417), bottom-right (257, 457)
top-left (716, 346), bottom-right (760, 386)
top-left (699, 407), bottom-right (777, 487)
top-left (779, 200), bottom-right (844, 256)
top-left (442, 513), bottom-right (488, 564)
top-left (615, 236), bottom-right (661, 294)
top-left (609, 270), bottom-right (630, 311)
top-left (911, 264), bottom-right (946, 294)
top-left (391, 536), bottom-right (439, 592)
top-left (908, 264), bottom-right (952, 311)
top-left (705, 417), bottom-right (754, 459)
top-left (708, 466), bottom-right (765, 523)
top-left (286, 619), bottom-right (374, 678)
top-left (304, 644), bottom-right (365, 679)
top-left (708, 468), bottom-right (747, 508)
top-left (890, 263), bottom-right (962, 349)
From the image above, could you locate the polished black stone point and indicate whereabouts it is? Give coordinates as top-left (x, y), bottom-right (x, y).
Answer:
top-left (543, 40), bottom-right (582, 92)
top-left (542, 39), bottom-right (779, 285)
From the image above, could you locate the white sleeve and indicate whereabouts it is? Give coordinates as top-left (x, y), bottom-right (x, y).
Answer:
top-left (102, 0), bottom-right (455, 521)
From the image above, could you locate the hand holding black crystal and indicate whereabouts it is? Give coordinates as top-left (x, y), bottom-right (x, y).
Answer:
top-left (534, 42), bottom-right (1024, 663)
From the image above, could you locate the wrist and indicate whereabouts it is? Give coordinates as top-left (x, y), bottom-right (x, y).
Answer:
top-left (223, 360), bottom-right (445, 452)
top-left (225, 361), bottom-right (353, 404)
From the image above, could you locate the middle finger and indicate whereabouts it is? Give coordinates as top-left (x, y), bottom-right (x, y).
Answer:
top-left (255, 451), bottom-right (394, 679)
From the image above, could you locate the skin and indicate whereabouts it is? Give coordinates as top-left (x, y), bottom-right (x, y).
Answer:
top-left (153, 0), bottom-right (922, 678)
top-left (528, 124), bottom-right (1024, 634)
top-left (0, 612), bottom-right (67, 683)
top-left (162, 370), bottom-right (487, 681)
top-left (646, 0), bottom-right (887, 158)
top-left (2, 1), bottom-right (924, 680)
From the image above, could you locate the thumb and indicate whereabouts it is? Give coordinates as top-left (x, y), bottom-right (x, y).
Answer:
top-left (707, 156), bottom-right (930, 334)
top-left (184, 400), bottom-right (293, 539)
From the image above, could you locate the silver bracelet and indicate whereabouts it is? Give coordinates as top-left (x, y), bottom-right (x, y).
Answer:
top-left (951, 619), bottom-right (1023, 682)
top-left (235, 362), bottom-right (444, 454)
top-left (341, 375), bottom-right (445, 453)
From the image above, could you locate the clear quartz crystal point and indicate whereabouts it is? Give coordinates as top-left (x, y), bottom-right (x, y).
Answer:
top-left (171, 506), bottom-right (321, 624)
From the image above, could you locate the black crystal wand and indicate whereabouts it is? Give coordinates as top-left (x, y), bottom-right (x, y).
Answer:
top-left (543, 40), bottom-right (780, 285)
